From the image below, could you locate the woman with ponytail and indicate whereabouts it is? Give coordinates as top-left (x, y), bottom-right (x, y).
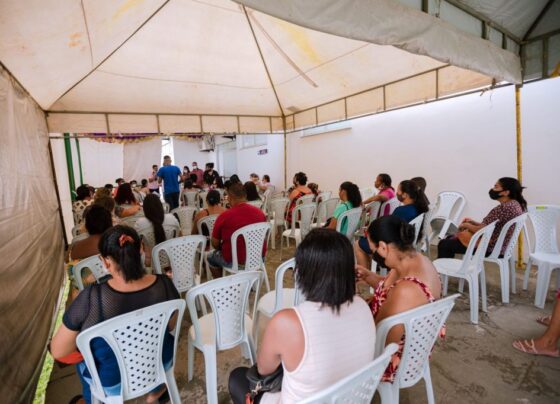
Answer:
top-left (326, 181), bottom-right (362, 233)
top-left (51, 226), bottom-right (180, 404)
top-left (355, 215), bottom-right (442, 382)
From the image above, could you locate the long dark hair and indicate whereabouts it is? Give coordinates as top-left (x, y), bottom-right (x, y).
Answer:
top-left (98, 225), bottom-right (145, 281)
top-left (294, 172), bottom-right (308, 186)
top-left (378, 173), bottom-right (393, 189)
top-left (499, 177), bottom-right (527, 211)
top-left (143, 194), bottom-right (166, 244)
top-left (244, 181), bottom-right (260, 201)
top-left (85, 205), bottom-right (113, 235)
top-left (207, 190), bottom-right (221, 206)
top-left (295, 229), bottom-right (355, 313)
top-left (367, 215), bottom-right (416, 252)
top-left (114, 183), bottom-right (137, 205)
top-left (399, 180), bottom-right (429, 214)
top-left (340, 181), bottom-right (362, 208)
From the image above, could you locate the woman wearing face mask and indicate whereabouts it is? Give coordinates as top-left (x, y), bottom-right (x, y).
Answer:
top-left (286, 172), bottom-right (313, 223)
top-left (355, 215), bottom-right (442, 382)
top-left (362, 173), bottom-right (395, 216)
top-left (354, 180), bottom-right (428, 269)
top-left (437, 177), bottom-right (526, 259)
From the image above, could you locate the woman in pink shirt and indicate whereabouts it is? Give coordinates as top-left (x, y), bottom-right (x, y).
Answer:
top-left (362, 173), bottom-right (396, 216)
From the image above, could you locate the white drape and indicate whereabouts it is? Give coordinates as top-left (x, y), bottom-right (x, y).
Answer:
top-left (123, 138), bottom-right (162, 183)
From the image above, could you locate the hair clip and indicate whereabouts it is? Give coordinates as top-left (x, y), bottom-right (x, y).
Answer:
top-left (119, 234), bottom-right (134, 247)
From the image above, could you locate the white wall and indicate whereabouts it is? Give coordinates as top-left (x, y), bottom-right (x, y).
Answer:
top-left (236, 134), bottom-right (285, 189)
top-left (172, 138), bottom-right (217, 171)
top-left (79, 138), bottom-right (124, 187)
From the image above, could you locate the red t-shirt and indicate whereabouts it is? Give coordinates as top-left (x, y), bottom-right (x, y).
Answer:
top-left (212, 202), bottom-right (267, 264)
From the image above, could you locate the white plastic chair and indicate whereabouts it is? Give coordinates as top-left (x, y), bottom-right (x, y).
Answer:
top-left (253, 258), bottom-right (303, 344)
top-left (197, 214), bottom-right (219, 281)
top-left (380, 197), bottom-right (400, 216)
top-left (72, 255), bottom-right (110, 291)
top-left (409, 213), bottom-right (426, 251)
top-left (522, 205), bottom-right (560, 308)
top-left (360, 187), bottom-right (377, 202)
top-left (281, 203), bottom-right (316, 258)
top-left (186, 271), bottom-right (260, 404)
top-left (316, 191), bottom-right (332, 204)
top-left (374, 294), bottom-right (459, 404)
top-left (120, 214), bottom-right (143, 228)
top-left (484, 213), bottom-right (528, 303)
top-left (76, 300), bottom-right (186, 404)
top-left (297, 194), bottom-right (316, 206)
top-left (268, 197), bottom-right (289, 249)
top-left (429, 191), bottom-right (466, 241)
top-left (433, 222), bottom-right (496, 324)
top-left (300, 343), bottom-right (399, 404)
top-left (197, 191), bottom-right (209, 209)
top-left (170, 206), bottom-right (197, 236)
top-left (222, 222), bottom-right (272, 291)
top-left (152, 235), bottom-right (206, 295)
top-left (314, 197), bottom-right (340, 228)
top-left (71, 225), bottom-right (83, 238)
top-left (137, 221), bottom-right (179, 270)
top-left (336, 207), bottom-right (363, 241)
top-left (247, 199), bottom-right (263, 209)
top-left (420, 204), bottom-right (437, 254)
top-left (182, 190), bottom-right (199, 207)
top-left (163, 202), bottom-right (170, 213)
top-left (364, 201), bottom-right (382, 225)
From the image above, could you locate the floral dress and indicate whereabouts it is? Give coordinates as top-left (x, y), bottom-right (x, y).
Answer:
top-left (370, 276), bottom-right (443, 383)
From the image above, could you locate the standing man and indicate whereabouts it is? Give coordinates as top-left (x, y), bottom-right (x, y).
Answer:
top-left (203, 163), bottom-right (220, 188)
top-left (191, 162), bottom-right (204, 188)
top-left (148, 164), bottom-right (160, 194)
top-left (157, 156), bottom-right (183, 210)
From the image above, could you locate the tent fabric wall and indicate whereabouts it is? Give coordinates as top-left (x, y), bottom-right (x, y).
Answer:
top-left (78, 138), bottom-right (124, 187)
top-left (123, 138), bottom-right (162, 183)
top-left (0, 66), bottom-right (65, 402)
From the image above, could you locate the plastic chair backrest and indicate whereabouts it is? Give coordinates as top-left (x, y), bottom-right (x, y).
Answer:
top-left (197, 214), bottom-right (219, 238)
top-left (315, 199), bottom-right (330, 226)
top-left (487, 213), bottom-right (528, 260)
top-left (186, 271), bottom-right (260, 350)
top-left (152, 235), bottom-right (206, 294)
top-left (409, 213), bottom-right (425, 249)
top-left (359, 187), bottom-right (376, 201)
top-left (527, 205), bottom-right (560, 254)
top-left (432, 191), bottom-right (466, 223)
top-left (269, 198), bottom-right (289, 225)
top-left (300, 343), bottom-right (399, 404)
top-left (137, 222), bottom-right (179, 251)
top-left (76, 300), bottom-right (185, 402)
top-left (336, 207), bottom-right (363, 240)
top-left (230, 222), bottom-right (271, 272)
top-left (120, 214), bottom-right (143, 228)
top-left (364, 201), bottom-right (381, 226)
top-left (374, 294), bottom-right (459, 389)
top-left (71, 225), bottom-right (81, 238)
top-left (289, 203), bottom-right (316, 241)
top-left (323, 198), bottom-right (340, 221)
top-left (247, 199), bottom-right (263, 209)
top-left (171, 206), bottom-right (198, 235)
top-left (72, 255), bottom-right (110, 291)
top-left (183, 191), bottom-right (199, 207)
top-left (262, 189), bottom-right (273, 212)
top-left (317, 191), bottom-right (332, 204)
top-left (380, 197), bottom-right (400, 216)
top-left (297, 194), bottom-right (316, 206)
top-left (197, 191), bottom-right (209, 209)
top-left (272, 258), bottom-right (304, 311)
top-left (458, 221), bottom-right (497, 275)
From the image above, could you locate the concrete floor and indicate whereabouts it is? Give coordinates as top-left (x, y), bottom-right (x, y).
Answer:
top-left (46, 243), bottom-right (560, 404)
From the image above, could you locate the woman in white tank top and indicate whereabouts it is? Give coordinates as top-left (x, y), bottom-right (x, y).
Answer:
top-left (229, 228), bottom-right (376, 404)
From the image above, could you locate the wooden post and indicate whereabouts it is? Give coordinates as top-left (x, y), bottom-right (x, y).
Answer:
top-left (515, 85), bottom-right (524, 269)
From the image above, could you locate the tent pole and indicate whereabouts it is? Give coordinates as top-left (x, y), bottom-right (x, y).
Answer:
top-left (74, 137), bottom-right (84, 185)
top-left (63, 133), bottom-right (76, 201)
top-left (515, 85), bottom-right (524, 270)
top-left (283, 116), bottom-right (287, 190)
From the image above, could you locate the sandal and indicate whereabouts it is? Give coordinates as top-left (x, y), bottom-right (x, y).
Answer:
top-left (536, 315), bottom-right (551, 326)
top-left (512, 339), bottom-right (560, 358)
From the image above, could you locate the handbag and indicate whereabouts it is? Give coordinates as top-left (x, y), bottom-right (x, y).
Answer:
top-left (245, 364), bottom-right (283, 404)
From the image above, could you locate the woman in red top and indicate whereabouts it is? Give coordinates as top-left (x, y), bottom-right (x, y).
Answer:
top-left (286, 172), bottom-right (313, 223)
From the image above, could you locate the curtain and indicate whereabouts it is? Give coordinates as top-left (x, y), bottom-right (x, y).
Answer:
top-left (0, 66), bottom-right (65, 402)
top-left (123, 138), bottom-right (162, 183)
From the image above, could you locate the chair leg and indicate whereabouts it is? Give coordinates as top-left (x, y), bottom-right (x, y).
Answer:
top-left (377, 382), bottom-right (397, 404)
top-left (534, 263), bottom-right (551, 309)
top-left (165, 368), bottom-right (181, 404)
top-left (523, 257), bottom-right (532, 290)
top-left (202, 345), bottom-right (218, 404)
top-left (424, 365), bottom-right (435, 404)
top-left (261, 268), bottom-right (271, 292)
top-left (458, 278), bottom-right (465, 293)
top-left (247, 335), bottom-right (257, 364)
top-left (271, 225), bottom-right (277, 249)
top-left (187, 336), bottom-right (195, 381)
top-left (252, 311), bottom-right (260, 347)
top-left (510, 256), bottom-right (517, 294)
top-left (498, 260), bottom-right (509, 304)
top-left (468, 276), bottom-right (479, 324)
top-left (442, 275), bottom-right (448, 296)
top-left (480, 269), bottom-right (488, 313)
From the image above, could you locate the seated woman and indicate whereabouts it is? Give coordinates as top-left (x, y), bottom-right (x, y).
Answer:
top-left (192, 190), bottom-right (226, 235)
top-left (139, 179), bottom-right (150, 195)
top-left (73, 185), bottom-right (93, 226)
top-left (286, 172), bottom-right (313, 223)
top-left (229, 229), bottom-right (375, 403)
top-left (437, 177), bottom-right (526, 259)
top-left (307, 182), bottom-right (320, 198)
top-left (355, 180), bottom-right (428, 269)
top-left (410, 176), bottom-right (430, 205)
top-left (244, 181), bottom-right (261, 202)
top-left (355, 215), bottom-right (442, 382)
top-left (114, 183), bottom-right (141, 218)
top-left (135, 194), bottom-right (180, 266)
top-left (362, 173), bottom-right (396, 216)
top-left (326, 181), bottom-right (362, 234)
top-left (257, 174), bottom-right (272, 194)
top-left (70, 205), bottom-right (113, 260)
top-left (51, 226), bottom-right (180, 404)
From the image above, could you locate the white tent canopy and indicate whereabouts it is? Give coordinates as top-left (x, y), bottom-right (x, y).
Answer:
top-left (1, 0), bottom-right (558, 134)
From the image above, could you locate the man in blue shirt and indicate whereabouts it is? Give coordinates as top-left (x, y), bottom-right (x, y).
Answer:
top-left (157, 155), bottom-right (183, 210)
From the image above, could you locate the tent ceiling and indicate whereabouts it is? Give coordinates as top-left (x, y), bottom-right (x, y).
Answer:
top-left (0, 0), bottom-right (557, 133)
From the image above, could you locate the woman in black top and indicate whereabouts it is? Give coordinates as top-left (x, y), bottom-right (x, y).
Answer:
top-left (51, 226), bottom-right (179, 404)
